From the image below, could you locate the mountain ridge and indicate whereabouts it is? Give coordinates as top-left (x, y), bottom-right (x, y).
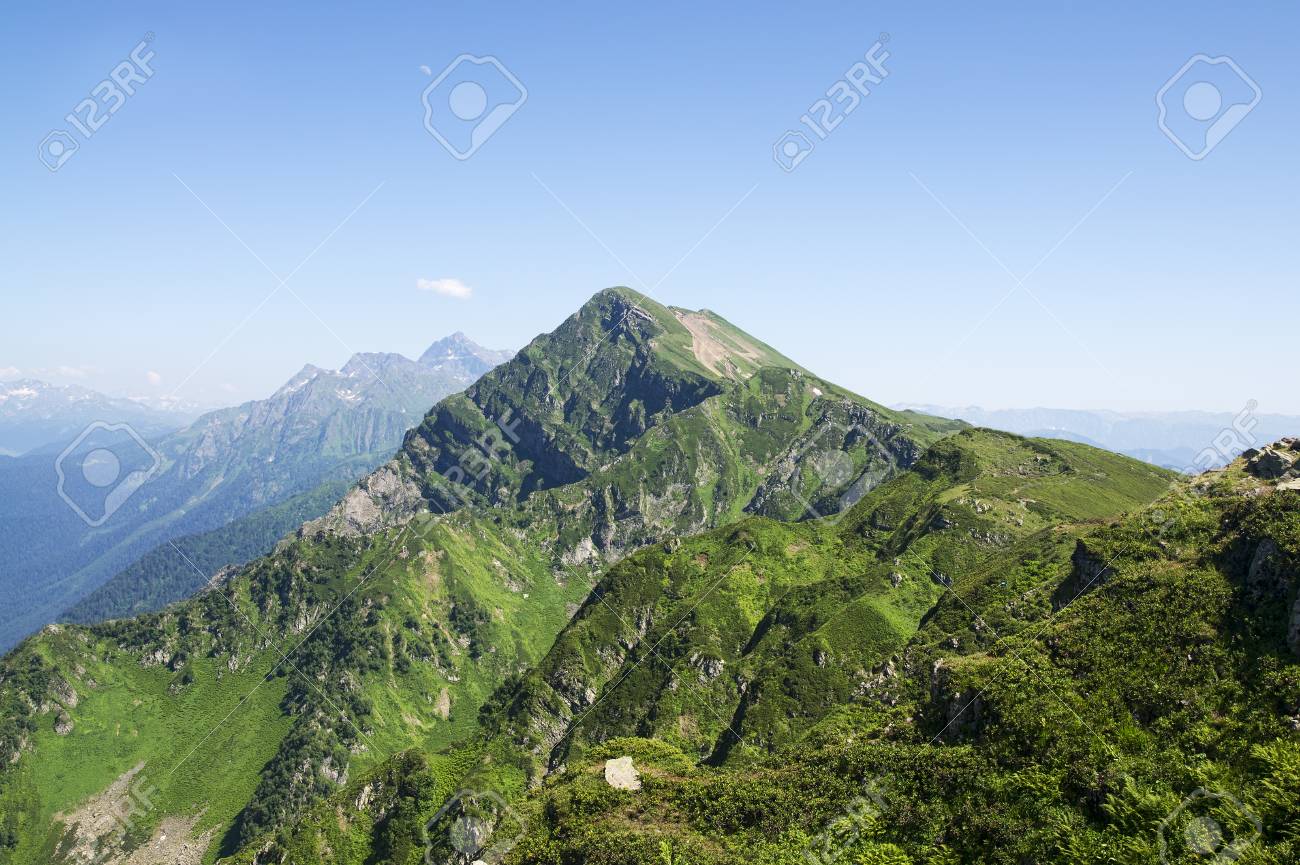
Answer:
top-left (0, 379), bottom-right (197, 457)
top-left (239, 435), bottom-right (1300, 865)
top-left (0, 333), bottom-right (509, 649)
top-left (0, 288), bottom-right (962, 864)
top-left (898, 402), bottom-right (1300, 471)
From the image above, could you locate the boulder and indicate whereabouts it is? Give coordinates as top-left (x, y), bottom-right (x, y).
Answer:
top-left (1247, 447), bottom-right (1296, 481)
top-left (604, 756), bottom-right (642, 791)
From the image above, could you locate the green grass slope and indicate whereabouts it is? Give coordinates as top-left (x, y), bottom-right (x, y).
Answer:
top-left (454, 445), bottom-right (1299, 864)
top-left (230, 430), bottom-right (1200, 865)
top-left (481, 430), bottom-right (1174, 778)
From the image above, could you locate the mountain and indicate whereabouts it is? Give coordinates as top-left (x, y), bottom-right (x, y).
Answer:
top-left (479, 430), bottom-right (1174, 775)
top-left (0, 379), bottom-right (197, 457)
top-left (898, 403), bottom-right (1300, 471)
top-left (0, 335), bottom-right (509, 650)
top-left (0, 288), bottom-right (962, 865)
top-left (417, 331), bottom-right (513, 374)
top-left (11, 285), bottom-right (1293, 865)
top-left (246, 434), bottom-right (1300, 865)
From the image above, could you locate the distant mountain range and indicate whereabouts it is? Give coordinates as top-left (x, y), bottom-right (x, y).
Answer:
top-left (0, 379), bottom-right (198, 457)
top-left (0, 334), bottom-right (510, 651)
top-left (896, 403), bottom-right (1300, 470)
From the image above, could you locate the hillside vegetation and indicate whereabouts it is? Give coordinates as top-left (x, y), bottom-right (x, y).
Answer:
top-left (234, 437), bottom-right (1300, 865)
top-left (0, 289), bottom-right (958, 865)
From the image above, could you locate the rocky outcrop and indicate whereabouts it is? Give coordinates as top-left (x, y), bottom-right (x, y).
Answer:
top-left (1246, 539), bottom-right (1290, 604)
top-left (929, 660), bottom-right (984, 742)
top-left (604, 756), bottom-right (642, 791)
top-left (301, 462), bottom-right (426, 538)
top-left (747, 400), bottom-right (923, 521)
top-left (1246, 442), bottom-right (1300, 482)
top-left (1290, 599), bottom-right (1300, 656)
top-left (1053, 540), bottom-right (1112, 609)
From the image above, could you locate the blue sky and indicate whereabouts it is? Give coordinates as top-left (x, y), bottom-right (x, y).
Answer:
top-left (3, 1), bottom-right (1296, 413)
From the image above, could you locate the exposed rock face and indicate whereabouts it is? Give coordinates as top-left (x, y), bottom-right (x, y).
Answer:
top-left (1053, 540), bottom-right (1112, 609)
top-left (1247, 446), bottom-right (1297, 481)
top-left (51, 675), bottom-right (79, 709)
top-left (302, 463), bottom-right (426, 537)
top-left (690, 653), bottom-right (726, 683)
top-left (929, 660), bottom-right (984, 742)
top-left (604, 756), bottom-right (642, 791)
top-left (747, 400), bottom-right (925, 521)
top-left (1246, 540), bottom-right (1289, 604)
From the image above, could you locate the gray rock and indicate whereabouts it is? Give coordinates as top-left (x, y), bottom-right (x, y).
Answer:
top-left (604, 756), bottom-right (642, 791)
top-left (1247, 447), bottom-right (1296, 480)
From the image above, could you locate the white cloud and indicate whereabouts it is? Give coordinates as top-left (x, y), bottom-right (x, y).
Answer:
top-left (416, 277), bottom-right (473, 299)
top-left (146, 370), bottom-right (163, 386)
top-left (54, 365), bottom-right (89, 379)
top-left (0, 366), bottom-right (18, 379)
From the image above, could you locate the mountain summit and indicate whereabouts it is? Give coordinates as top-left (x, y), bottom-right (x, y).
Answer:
top-left (311, 287), bottom-right (951, 535)
top-left (0, 290), bottom-right (964, 863)
top-left (418, 331), bottom-right (514, 375)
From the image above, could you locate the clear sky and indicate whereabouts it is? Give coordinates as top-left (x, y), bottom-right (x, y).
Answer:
top-left (3, 1), bottom-right (1296, 413)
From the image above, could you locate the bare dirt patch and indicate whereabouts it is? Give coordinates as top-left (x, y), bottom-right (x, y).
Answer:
top-left (54, 766), bottom-right (213, 865)
top-left (673, 311), bottom-right (761, 377)
top-left (121, 816), bottom-right (213, 865)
